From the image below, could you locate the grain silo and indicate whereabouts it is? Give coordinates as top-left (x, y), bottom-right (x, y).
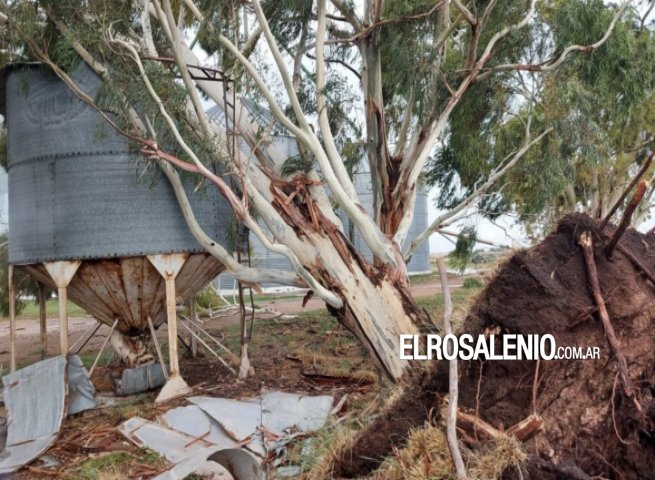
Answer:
top-left (1, 63), bottom-right (231, 401)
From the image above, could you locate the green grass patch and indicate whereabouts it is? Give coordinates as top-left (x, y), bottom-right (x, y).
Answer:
top-left (462, 277), bottom-right (484, 289)
top-left (73, 448), bottom-right (164, 480)
top-left (79, 350), bottom-right (115, 370)
top-left (17, 299), bottom-right (88, 319)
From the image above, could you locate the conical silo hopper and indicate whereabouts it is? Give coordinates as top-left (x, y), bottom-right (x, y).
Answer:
top-left (1, 63), bottom-right (231, 400)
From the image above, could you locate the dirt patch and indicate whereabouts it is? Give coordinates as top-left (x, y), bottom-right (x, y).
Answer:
top-left (331, 214), bottom-right (655, 479)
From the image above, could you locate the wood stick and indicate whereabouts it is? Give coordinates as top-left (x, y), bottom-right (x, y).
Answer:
top-left (600, 150), bottom-right (653, 233)
top-left (437, 257), bottom-right (466, 480)
top-left (456, 410), bottom-right (542, 444)
top-left (148, 316), bottom-right (169, 380)
top-left (617, 244), bottom-right (655, 285)
top-left (507, 413), bottom-right (543, 441)
top-left (456, 409), bottom-right (503, 443)
top-left (38, 282), bottom-right (48, 360)
top-left (579, 232), bottom-right (642, 414)
top-left (605, 180), bottom-right (648, 258)
top-left (89, 319), bottom-right (119, 376)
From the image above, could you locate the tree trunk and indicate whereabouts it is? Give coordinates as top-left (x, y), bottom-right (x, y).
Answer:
top-left (292, 230), bottom-right (431, 380)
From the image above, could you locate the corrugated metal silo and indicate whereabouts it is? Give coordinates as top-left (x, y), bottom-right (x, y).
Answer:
top-left (2, 64), bottom-right (231, 400)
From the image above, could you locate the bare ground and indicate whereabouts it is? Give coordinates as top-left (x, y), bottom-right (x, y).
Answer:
top-left (0, 274), bottom-right (467, 367)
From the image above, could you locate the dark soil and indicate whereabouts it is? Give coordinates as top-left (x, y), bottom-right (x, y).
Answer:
top-left (333, 214), bottom-right (655, 479)
top-left (332, 368), bottom-right (448, 477)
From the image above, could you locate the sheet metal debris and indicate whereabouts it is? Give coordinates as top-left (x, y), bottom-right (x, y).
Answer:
top-left (208, 448), bottom-right (265, 480)
top-left (162, 405), bottom-right (236, 450)
top-left (119, 390), bottom-right (334, 479)
top-left (261, 391), bottom-right (333, 442)
top-left (190, 396), bottom-right (266, 456)
top-left (119, 417), bottom-right (230, 478)
top-left (67, 354), bottom-right (97, 414)
top-left (0, 354), bottom-right (95, 474)
top-left (115, 363), bottom-right (166, 396)
top-left (151, 446), bottom-right (232, 480)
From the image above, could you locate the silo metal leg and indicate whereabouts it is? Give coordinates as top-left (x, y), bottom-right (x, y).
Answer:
top-left (9, 265), bottom-right (16, 373)
top-left (147, 253), bottom-right (191, 403)
top-left (38, 282), bottom-right (48, 359)
top-left (43, 261), bottom-right (81, 355)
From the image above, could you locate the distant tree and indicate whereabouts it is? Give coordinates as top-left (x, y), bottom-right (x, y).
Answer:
top-left (0, 234), bottom-right (46, 316)
top-left (425, 0), bottom-right (655, 239)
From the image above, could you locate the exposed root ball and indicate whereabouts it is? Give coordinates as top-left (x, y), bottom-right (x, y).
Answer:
top-left (327, 214), bottom-right (655, 479)
top-left (459, 213), bottom-right (655, 479)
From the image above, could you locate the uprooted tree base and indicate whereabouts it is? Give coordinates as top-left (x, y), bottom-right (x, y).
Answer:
top-left (331, 213), bottom-right (655, 479)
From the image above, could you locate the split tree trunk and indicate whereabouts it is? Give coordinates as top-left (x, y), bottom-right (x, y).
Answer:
top-left (289, 231), bottom-right (430, 381)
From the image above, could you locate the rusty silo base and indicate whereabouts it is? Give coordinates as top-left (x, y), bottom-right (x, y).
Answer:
top-left (13, 252), bottom-right (224, 400)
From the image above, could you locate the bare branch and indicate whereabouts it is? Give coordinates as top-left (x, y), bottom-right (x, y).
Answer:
top-left (325, 1), bottom-right (444, 45)
top-left (436, 257), bottom-right (467, 480)
top-left (329, 0), bottom-right (363, 31)
top-left (122, 39), bottom-right (346, 305)
top-left (251, 0), bottom-right (312, 133)
top-left (158, 160), bottom-right (306, 288)
top-left (451, 0), bottom-right (476, 25)
top-left (397, 0), bottom-right (539, 240)
top-left (317, 0), bottom-right (361, 201)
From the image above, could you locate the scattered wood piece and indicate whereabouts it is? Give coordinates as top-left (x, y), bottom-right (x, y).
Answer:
top-left (507, 412), bottom-right (543, 441)
top-left (600, 150), bottom-right (653, 233)
top-left (605, 180), bottom-right (648, 258)
top-left (300, 370), bottom-right (375, 386)
top-left (579, 232), bottom-right (643, 416)
top-left (330, 394), bottom-right (349, 416)
top-left (456, 410), bottom-right (543, 445)
top-left (456, 409), bottom-right (503, 443)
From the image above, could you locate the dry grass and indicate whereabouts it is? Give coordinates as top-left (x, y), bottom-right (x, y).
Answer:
top-left (372, 424), bottom-right (527, 480)
top-left (374, 425), bottom-right (455, 480)
top-left (467, 435), bottom-right (527, 480)
top-left (300, 425), bottom-right (358, 480)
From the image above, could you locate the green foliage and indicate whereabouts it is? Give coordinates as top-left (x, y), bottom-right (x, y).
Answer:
top-left (195, 285), bottom-right (225, 310)
top-left (449, 226), bottom-right (477, 274)
top-left (462, 277), bottom-right (483, 289)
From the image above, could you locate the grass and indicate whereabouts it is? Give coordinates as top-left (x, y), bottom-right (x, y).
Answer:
top-left (72, 449), bottom-right (165, 480)
top-left (16, 299), bottom-right (88, 319)
top-left (79, 350), bottom-right (115, 370)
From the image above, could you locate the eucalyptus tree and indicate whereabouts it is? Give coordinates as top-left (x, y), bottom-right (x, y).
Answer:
top-left (425, 0), bottom-right (655, 238)
top-left (0, 0), bottom-right (633, 380)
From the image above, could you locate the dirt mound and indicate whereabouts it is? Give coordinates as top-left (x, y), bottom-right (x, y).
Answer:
top-left (460, 213), bottom-right (655, 478)
top-left (333, 213), bottom-right (655, 479)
